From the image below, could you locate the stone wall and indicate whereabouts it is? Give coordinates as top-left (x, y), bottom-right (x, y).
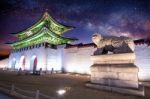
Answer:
top-left (64, 44), bottom-right (150, 81)
top-left (46, 46), bottom-right (63, 71)
top-left (135, 44), bottom-right (150, 81)
top-left (0, 58), bottom-right (8, 68)
top-left (9, 46), bottom-right (47, 71)
top-left (2, 43), bottom-right (150, 80)
top-left (8, 44), bottom-right (62, 71)
top-left (64, 45), bottom-right (96, 74)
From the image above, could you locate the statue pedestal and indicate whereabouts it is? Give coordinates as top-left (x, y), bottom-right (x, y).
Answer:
top-left (86, 53), bottom-right (144, 96)
top-left (90, 63), bottom-right (139, 88)
top-left (90, 53), bottom-right (135, 64)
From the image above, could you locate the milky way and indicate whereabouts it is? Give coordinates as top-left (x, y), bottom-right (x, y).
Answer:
top-left (0, 0), bottom-right (150, 56)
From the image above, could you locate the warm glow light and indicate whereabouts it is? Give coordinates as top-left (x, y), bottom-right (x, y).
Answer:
top-left (57, 89), bottom-right (66, 95)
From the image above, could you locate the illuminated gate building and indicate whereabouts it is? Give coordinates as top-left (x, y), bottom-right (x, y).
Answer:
top-left (8, 12), bottom-right (76, 73)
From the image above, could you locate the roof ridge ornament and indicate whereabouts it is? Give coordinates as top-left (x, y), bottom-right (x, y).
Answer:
top-left (44, 11), bottom-right (49, 20)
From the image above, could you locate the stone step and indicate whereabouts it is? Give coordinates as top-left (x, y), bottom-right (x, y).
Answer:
top-left (91, 53), bottom-right (135, 64)
top-left (91, 64), bottom-right (138, 73)
top-left (86, 83), bottom-right (144, 96)
top-left (91, 72), bottom-right (138, 81)
top-left (91, 78), bottom-right (139, 88)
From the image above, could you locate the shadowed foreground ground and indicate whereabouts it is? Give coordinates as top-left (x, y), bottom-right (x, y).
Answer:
top-left (0, 70), bottom-right (149, 99)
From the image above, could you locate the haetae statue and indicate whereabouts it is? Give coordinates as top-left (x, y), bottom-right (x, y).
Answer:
top-left (86, 33), bottom-right (142, 96)
top-left (92, 33), bottom-right (135, 55)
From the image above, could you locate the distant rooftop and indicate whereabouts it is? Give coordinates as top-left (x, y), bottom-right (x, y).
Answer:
top-left (65, 39), bottom-right (150, 49)
top-left (134, 39), bottom-right (150, 46)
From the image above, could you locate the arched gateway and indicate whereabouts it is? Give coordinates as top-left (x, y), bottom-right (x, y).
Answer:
top-left (30, 56), bottom-right (37, 73)
top-left (11, 58), bottom-right (16, 69)
top-left (20, 56), bottom-right (25, 70)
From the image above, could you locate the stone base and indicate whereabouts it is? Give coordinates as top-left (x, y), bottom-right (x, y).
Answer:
top-left (86, 83), bottom-right (144, 96)
top-left (90, 64), bottom-right (139, 89)
top-left (91, 53), bottom-right (135, 64)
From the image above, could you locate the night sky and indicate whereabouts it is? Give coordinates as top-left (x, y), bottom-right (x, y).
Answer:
top-left (0, 0), bottom-right (150, 57)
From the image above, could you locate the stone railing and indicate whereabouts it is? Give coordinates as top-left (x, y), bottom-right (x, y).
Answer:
top-left (0, 83), bottom-right (56, 99)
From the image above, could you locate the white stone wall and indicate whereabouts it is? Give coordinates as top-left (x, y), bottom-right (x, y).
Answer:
top-left (64, 46), bottom-right (96, 74)
top-left (64, 44), bottom-right (150, 81)
top-left (46, 46), bottom-right (63, 71)
top-left (8, 46), bottom-right (62, 71)
top-left (0, 58), bottom-right (8, 68)
top-left (135, 44), bottom-right (150, 81)
top-left (9, 46), bottom-right (46, 71)
top-left (3, 43), bottom-right (150, 81)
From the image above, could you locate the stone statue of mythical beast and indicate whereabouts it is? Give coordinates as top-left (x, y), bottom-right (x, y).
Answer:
top-left (92, 33), bottom-right (135, 55)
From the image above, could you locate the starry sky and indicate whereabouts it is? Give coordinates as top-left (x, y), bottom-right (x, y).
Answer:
top-left (0, 0), bottom-right (150, 57)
